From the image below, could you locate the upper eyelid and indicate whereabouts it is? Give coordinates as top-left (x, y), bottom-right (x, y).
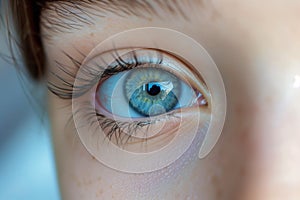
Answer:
top-left (47, 48), bottom-right (181, 100)
top-left (48, 49), bottom-right (150, 99)
top-left (47, 49), bottom-right (159, 99)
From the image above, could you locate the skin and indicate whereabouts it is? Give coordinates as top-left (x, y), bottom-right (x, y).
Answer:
top-left (42, 0), bottom-right (300, 199)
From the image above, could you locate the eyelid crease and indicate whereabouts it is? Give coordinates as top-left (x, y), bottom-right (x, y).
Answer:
top-left (48, 47), bottom-right (210, 110)
top-left (67, 27), bottom-right (222, 172)
top-left (48, 48), bottom-right (145, 99)
top-left (48, 48), bottom-right (158, 99)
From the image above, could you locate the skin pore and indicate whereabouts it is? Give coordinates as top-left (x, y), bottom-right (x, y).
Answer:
top-left (42, 0), bottom-right (300, 199)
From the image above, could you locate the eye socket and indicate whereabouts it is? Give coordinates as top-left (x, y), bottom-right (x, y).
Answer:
top-left (88, 48), bottom-right (209, 155)
top-left (96, 49), bottom-right (208, 119)
top-left (71, 27), bottom-right (226, 173)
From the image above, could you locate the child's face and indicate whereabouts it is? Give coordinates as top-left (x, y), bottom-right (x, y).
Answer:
top-left (42, 1), bottom-right (300, 199)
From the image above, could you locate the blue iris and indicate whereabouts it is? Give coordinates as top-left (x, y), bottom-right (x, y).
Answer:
top-left (125, 68), bottom-right (180, 116)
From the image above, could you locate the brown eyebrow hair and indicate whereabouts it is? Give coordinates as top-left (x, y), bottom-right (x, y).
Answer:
top-left (5, 0), bottom-right (196, 80)
top-left (41, 0), bottom-right (190, 35)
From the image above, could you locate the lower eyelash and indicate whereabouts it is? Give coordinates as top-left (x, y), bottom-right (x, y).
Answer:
top-left (73, 100), bottom-right (181, 147)
top-left (95, 112), bottom-right (182, 147)
top-left (50, 48), bottom-right (185, 146)
top-left (74, 92), bottom-right (193, 149)
top-left (96, 113), bottom-right (153, 146)
top-left (71, 100), bottom-right (153, 146)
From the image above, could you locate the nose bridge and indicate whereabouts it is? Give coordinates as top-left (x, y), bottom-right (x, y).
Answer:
top-left (239, 65), bottom-right (300, 200)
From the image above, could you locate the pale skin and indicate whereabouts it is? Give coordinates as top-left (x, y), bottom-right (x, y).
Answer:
top-left (42, 0), bottom-right (300, 199)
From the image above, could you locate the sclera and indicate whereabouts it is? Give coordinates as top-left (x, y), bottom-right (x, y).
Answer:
top-left (72, 27), bottom-right (226, 173)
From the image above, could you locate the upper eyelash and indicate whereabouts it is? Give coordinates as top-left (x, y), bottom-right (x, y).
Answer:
top-left (48, 49), bottom-right (164, 99)
top-left (48, 48), bottom-right (181, 146)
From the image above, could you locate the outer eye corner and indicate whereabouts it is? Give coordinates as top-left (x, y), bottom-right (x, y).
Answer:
top-left (95, 48), bottom-right (207, 120)
top-left (70, 27), bottom-right (227, 173)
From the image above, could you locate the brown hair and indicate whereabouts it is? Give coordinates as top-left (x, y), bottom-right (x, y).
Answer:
top-left (7, 0), bottom-right (48, 81)
top-left (6, 0), bottom-right (189, 81)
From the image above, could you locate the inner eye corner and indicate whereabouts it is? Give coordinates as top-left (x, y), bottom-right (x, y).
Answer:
top-left (93, 46), bottom-right (212, 122)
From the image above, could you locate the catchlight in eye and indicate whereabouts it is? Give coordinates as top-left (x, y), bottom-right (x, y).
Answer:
top-left (71, 27), bottom-right (226, 173)
top-left (96, 49), bottom-right (207, 119)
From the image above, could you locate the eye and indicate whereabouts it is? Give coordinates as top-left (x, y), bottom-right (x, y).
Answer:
top-left (70, 27), bottom-right (226, 173)
top-left (96, 50), bottom-right (207, 119)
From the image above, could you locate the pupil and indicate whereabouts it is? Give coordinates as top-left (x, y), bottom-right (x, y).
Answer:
top-left (146, 84), bottom-right (161, 96)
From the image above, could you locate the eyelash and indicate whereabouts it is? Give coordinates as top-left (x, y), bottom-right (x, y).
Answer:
top-left (48, 49), bottom-right (163, 99)
top-left (48, 49), bottom-right (179, 145)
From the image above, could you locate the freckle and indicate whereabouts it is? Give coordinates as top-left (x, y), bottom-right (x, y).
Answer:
top-left (239, 166), bottom-right (246, 178)
top-left (90, 32), bottom-right (94, 37)
top-left (265, 95), bottom-right (273, 104)
top-left (82, 177), bottom-right (93, 186)
top-left (210, 174), bottom-right (218, 185)
top-left (210, 10), bottom-right (222, 21)
top-left (96, 188), bottom-right (103, 198)
top-left (197, 0), bottom-right (205, 8)
top-left (210, 175), bottom-right (222, 199)
top-left (77, 181), bottom-right (81, 188)
top-left (235, 104), bottom-right (245, 116)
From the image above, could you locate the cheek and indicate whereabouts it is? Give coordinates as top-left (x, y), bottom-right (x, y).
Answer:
top-left (49, 90), bottom-right (213, 199)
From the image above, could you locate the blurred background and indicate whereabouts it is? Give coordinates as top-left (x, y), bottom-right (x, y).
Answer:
top-left (0, 16), bottom-right (60, 200)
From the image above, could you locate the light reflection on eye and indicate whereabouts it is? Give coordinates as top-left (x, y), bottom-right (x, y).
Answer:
top-left (125, 68), bottom-right (180, 117)
top-left (96, 50), bottom-right (208, 119)
top-left (91, 48), bottom-right (209, 149)
top-left (71, 27), bottom-right (226, 173)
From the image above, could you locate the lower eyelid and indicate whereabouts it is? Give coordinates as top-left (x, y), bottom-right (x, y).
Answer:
top-left (71, 49), bottom-right (210, 154)
top-left (94, 106), bottom-right (210, 153)
top-left (68, 27), bottom-right (225, 173)
top-left (95, 49), bottom-right (209, 111)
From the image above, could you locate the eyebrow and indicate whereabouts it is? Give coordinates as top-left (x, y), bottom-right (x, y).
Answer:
top-left (41, 0), bottom-right (194, 35)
